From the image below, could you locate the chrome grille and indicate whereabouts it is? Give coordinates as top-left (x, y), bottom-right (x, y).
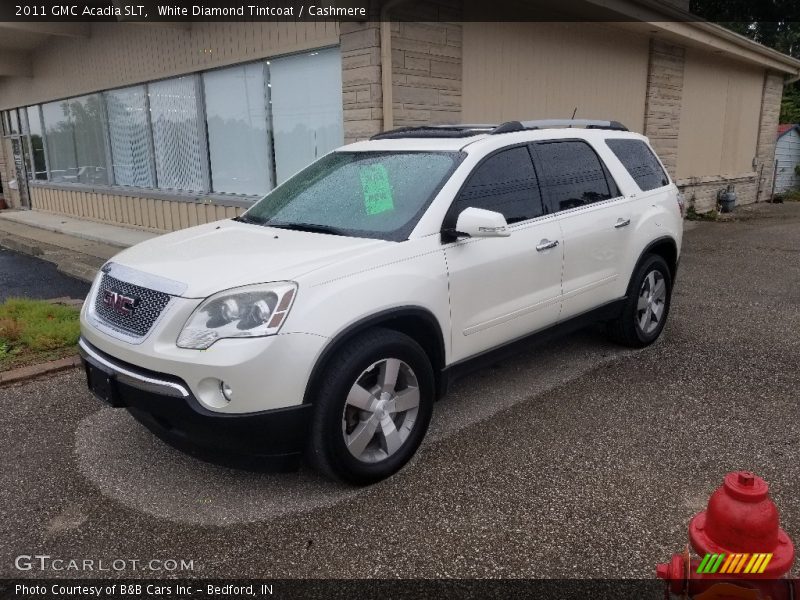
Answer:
top-left (94, 273), bottom-right (171, 337)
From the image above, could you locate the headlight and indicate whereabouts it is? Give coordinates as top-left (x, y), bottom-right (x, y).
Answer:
top-left (177, 282), bottom-right (297, 349)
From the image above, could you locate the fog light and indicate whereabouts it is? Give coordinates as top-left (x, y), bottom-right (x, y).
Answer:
top-left (220, 382), bottom-right (233, 402)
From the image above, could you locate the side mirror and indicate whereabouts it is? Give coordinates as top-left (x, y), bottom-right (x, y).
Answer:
top-left (454, 207), bottom-right (511, 238)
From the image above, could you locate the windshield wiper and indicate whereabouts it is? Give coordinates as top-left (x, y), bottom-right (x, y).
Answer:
top-left (266, 222), bottom-right (346, 236)
top-left (233, 214), bottom-right (266, 225)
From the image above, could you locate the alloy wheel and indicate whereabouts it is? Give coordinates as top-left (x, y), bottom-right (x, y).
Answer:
top-left (636, 270), bottom-right (666, 335)
top-left (341, 358), bottom-right (420, 463)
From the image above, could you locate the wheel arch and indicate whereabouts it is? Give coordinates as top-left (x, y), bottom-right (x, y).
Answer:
top-left (629, 236), bottom-right (679, 293)
top-left (303, 307), bottom-right (447, 405)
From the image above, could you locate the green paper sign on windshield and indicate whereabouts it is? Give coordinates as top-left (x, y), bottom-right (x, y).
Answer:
top-left (359, 164), bottom-right (394, 215)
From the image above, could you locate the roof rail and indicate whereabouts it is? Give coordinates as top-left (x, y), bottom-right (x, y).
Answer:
top-left (491, 119), bottom-right (628, 133)
top-left (370, 124), bottom-right (497, 140)
top-left (368, 119), bottom-right (629, 140)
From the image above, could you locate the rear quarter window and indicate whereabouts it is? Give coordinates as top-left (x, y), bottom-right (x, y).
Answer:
top-left (606, 139), bottom-right (669, 192)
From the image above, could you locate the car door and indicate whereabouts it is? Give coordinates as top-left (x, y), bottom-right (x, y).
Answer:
top-left (443, 145), bottom-right (564, 363)
top-left (531, 139), bottom-right (632, 320)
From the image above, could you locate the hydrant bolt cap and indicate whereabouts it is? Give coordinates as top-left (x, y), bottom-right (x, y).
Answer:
top-left (724, 471), bottom-right (768, 502)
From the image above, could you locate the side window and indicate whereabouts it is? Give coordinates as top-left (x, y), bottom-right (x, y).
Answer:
top-left (606, 139), bottom-right (669, 191)
top-left (453, 146), bottom-right (544, 224)
top-left (534, 140), bottom-right (614, 213)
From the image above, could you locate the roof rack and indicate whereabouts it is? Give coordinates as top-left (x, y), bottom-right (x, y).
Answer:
top-left (370, 124), bottom-right (497, 140)
top-left (369, 119), bottom-right (628, 140)
top-left (492, 119), bottom-right (629, 133)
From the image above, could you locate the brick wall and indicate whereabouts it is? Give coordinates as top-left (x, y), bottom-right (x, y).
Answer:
top-left (341, 20), bottom-right (383, 144)
top-left (677, 72), bottom-right (784, 212)
top-left (755, 73), bottom-right (784, 201)
top-left (676, 174), bottom-right (759, 213)
top-left (643, 40), bottom-right (685, 178)
top-left (340, 1), bottom-right (463, 142)
top-left (644, 37), bottom-right (786, 213)
top-left (390, 21), bottom-right (462, 127)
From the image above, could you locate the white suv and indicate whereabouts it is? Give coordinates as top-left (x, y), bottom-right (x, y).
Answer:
top-left (79, 119), bottom-right (683, 484)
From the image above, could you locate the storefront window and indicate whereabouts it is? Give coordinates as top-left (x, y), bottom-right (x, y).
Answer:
top-left (26, 106), bottom-right (48, 180)
top-left (105, 85), bottom-right (155, 188)
top-left (148, 76), bottom-right (207, 192)
top-left (203, 63), bottom-right (272, 196)
top-left (13, 47), bottom-right (343, 200)
top-left (269, 47), bottom-right (344, 185)
top-left (7, 109), bottom-right (20, 135)
top-left (42, 95), bottom-right (110, 185)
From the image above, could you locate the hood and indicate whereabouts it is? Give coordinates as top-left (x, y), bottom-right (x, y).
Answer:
top-left (110, 219), bottom-right (388, 298)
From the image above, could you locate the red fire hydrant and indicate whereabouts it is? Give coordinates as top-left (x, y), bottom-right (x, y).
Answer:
top-left (657, 471), bottom-right (796, 598)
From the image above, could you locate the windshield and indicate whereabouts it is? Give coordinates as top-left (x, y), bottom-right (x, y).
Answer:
top-left (240, 151), bottom-right (462, 241)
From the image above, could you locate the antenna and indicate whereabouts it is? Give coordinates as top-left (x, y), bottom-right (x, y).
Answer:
top-left (570, 107), bottom-right (578, 122)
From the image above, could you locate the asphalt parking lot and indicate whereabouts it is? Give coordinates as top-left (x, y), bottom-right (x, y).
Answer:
top-left (0, 247), bottom-right (90, 302)
top-left (1, 202), bottom-right (799, 579)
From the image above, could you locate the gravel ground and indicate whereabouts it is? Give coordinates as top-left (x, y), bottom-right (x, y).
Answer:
top-left (1, 202), bottom-right (798, 579)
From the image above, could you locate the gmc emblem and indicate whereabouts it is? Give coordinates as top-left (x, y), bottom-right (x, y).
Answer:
top-left (103, 290), bottom-right (139, 316)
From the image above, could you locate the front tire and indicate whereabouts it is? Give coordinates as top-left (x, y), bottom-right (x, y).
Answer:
top-left (607, 254), bottom-right (672, 348)
top-left (307, 328), bottom-right (435, 485)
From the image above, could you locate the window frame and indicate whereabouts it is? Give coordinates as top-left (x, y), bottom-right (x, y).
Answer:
top-left (443, 142), bottom-right (547, 234)
top-left (529, 138), bottom-right (622, 216)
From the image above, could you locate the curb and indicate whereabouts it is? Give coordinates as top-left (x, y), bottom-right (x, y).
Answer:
top-left (0, 235), bottom-right (43, 257)
top-left (0, 211), bottom-right (147, 249)
top-left (0, 232), bottom-right (102, 283)
top-left (57, 260), bottom-right (100, 283)
top-left (0, 355), bottom-right (81, 386)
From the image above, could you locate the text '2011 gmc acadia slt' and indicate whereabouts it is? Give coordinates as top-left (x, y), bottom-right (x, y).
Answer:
top-left (79, 119), bottom-right (683, 484)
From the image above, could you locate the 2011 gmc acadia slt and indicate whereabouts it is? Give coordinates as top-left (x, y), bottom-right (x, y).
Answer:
top-left (79, 119), bottom-right (683, 484)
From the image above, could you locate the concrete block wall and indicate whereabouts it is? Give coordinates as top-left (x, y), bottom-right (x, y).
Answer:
top-left (341, 19), bottom-right (384, 144)
top-left (643, 40), bottom-right (685, 178)
top-left (755, 73), bottom-right (784, 201)
top-left (340, 1), bottom-right (463, 142)
top-left (390, 20), bottom-right (462, 127)
top-left (676, 174), bottom-right (759, 213)
top-left (676, 70), bottom-right (783, 213)
top-left (644, 39), bottom-right (785, 212)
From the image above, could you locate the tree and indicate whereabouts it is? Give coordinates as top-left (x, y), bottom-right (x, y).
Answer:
top-left (690, 0), bottom-right (800, 123)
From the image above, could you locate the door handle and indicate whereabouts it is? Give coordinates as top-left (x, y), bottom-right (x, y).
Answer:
top-left (614, 218), bottom-right (631, 229)
top-left (536, 239), bottom-right (559, 252)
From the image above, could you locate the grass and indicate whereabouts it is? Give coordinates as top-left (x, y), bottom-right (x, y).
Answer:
top-left (686, 206), bottom-right (720, 221)
top-left (0, 298), bottom-right (81, 372)
top-left (774, 189), bottom-right (800, 202)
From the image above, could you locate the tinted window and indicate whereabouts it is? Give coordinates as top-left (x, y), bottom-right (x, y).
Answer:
top-left (606, 139), bottom-right (669, 191)
top-left (534, 141), bottom-right (613, 213)
top-left (454, 146), bottom-right (543, 224)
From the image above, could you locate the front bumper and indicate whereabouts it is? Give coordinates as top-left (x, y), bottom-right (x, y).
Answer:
top-left (79, 338), bottom-right (312, 469)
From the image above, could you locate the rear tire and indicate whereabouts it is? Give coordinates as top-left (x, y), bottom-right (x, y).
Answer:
top-left (307, 328), bottom-right (434, 485)
top-left (607, 254), bottom-right (672, 348)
